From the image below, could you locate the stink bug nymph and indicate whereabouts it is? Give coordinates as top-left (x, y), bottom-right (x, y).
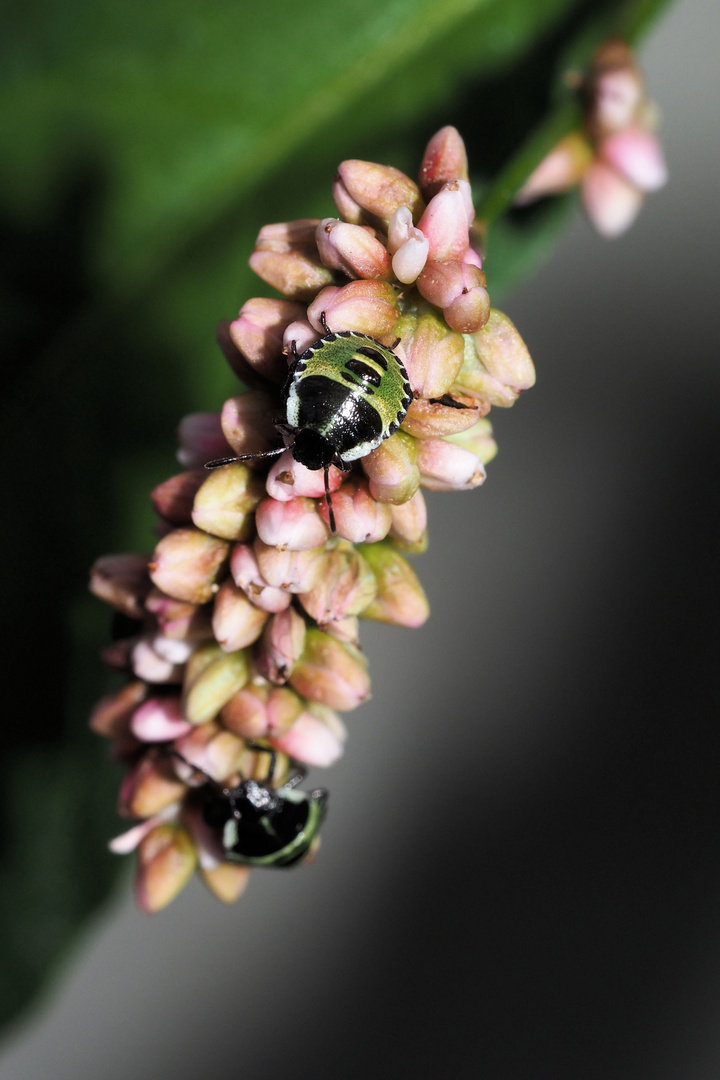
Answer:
top-left (207, 315), bottom-right (412, 531)
top-left (174, 746), bottom-right (328, 868)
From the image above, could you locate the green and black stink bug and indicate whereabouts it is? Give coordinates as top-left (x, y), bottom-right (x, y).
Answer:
top-left (208, 316), bottom-right (412, 531)
top-left (174, 746), bottom-right (328, 868)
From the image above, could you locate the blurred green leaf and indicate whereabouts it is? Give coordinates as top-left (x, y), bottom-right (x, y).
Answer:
top-left (0, 0), bottom-right (671, 1034)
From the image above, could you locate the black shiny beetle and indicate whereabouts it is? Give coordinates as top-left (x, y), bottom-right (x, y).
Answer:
top-left (176, 745), bottom-right (328, 868)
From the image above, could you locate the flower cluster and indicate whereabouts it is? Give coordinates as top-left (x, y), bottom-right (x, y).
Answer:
top-left (517, 40), bottom-right (667, 237)
top-left (89, 126), bottom-right (534, 912)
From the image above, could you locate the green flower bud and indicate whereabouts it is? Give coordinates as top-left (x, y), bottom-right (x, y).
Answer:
top-left (183, 642), bottom-right (250, 723)
top-left (357, 542), bottom-right (430, 627)
top-left (192, 463), bottom-right (264, 541)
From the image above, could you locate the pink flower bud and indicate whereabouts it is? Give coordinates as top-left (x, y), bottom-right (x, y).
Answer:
top-left (183, 642), bottom-right (250, 723)
top-left (255, 606), bottom-right (307, 685)
top-left (177, 413), bottom-right (231, 469)
top-left (515, 132), bottom-right (593, 203)
top-left (200, 862), bottom-right (251, 904)
top-left (417, 438), bottom-right (486, 491)
top-left (591, 62), bottom-right (644, 137)
top-left (191, 463), bottom-right (265, 541)
top-left (174, 719), bottom-right (246, 781)
top-left (265, 449), bottom-right (344, 502)
top-left (266, 686), bottom-right (305, 736)
top-left (361, 430), bottom-right (420, 505)
top-left (389, 490), bottom-right (428, 550)
top-left (387, 206), bottom-right (429, 283)
top-left (297, 540), bottom-right (377, 624)
top-left (145, 588), bottom-right (213, 642)
top-left (131, 636), bottom-right (187, 684)
top-left (357, 542), bottom-right (430, 628)
top-left (283, 319), bottom-right (320, 356)
top-left (315, 218), bottom-right (393, 280)
top-left (289, 628), bottom-right (370, 711)
top-left (417, 181), bottom-right (472, 261)
top-left (443, 278), bottom-right (491, 334)
top-left (212, 580), bottom-right (269, 652)
top-left (119, 754), bottom-right (187, 818)
top-left (599, 127), bottom-right (667, 192)
top-left (582, 159), bottom-right (644, 238)
top-left (135, 824), bottom-right (197, 913)
top-left (151, 470), bottom-right (206, 526)
top-left (401, 393), bottom-right (485, 439)
top-left (228, 297), bottom-right (306, 383)
top-left (255, 495), bottom-right (330, 551)
top-left (220, 392), bottom-right (280, 460)
top-left (324, 616), bottom-right (360, 645)
top-left (131, 696), bottom-right (193, 742)
top-left (446, 418), bottom-right (498, 465)
top-left (90, 553), bottom-right (151, 620)
top-left (394, 310), bottom-right (464, 398)
top-left (306, 280), bottom-right (401, 341)
top-left (419, 126), bottom-right (469, 200)
top-left (90, 680), bottom-right (148, 739)
top-left (221, 685), bottom-right (270, 739)
top-left (417, 258), bottom-right (486, 310)
top-left (229, 543), bottom-right (292, 613)
top-left (271, 706), bottom-right (347, 768)
top-left (471, 310), bottom-right (535, 393)
top-left (332, 172), bottom-right (365, 224)
top-left (149, 528), bottom-right (230, 604)
top-left (253, 539), bottom-right (326, 594)
top-left (335, 160), bottom-right (424, 225)
top-left (249, 248), bottom-right (334, 302)
top-left (317, 476), bottom-right (392, 543)
top-left (254, 220), bottom-right (320, 247)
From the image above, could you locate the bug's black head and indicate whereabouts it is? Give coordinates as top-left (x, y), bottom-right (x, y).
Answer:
top-left (291, 428), bottom-right (335, 471)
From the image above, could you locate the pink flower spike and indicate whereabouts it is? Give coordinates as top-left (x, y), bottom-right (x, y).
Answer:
top-left (419, 126), bottom-right (469, 201)
top-left (177, 413), bottom-right (230, 469)
top-left (271, 707), bottom-right (347, 768)
top-left (265, 449), bottom-right (344, 502)
top-left (582, 159), bottom-right (644, 238)
top-left (600, 127), bottom-right (668, 192)
top-left (417, 182), bottom-right (470, 261)
top-left (131, 696), bottom-right (192, 742)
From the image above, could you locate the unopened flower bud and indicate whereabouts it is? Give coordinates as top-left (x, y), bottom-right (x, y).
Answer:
top-left (599, 126), bottom-right (667, 192)
top-left (212, 580), bottom-right (269, 652)
top-left (515, 132), bottom-right (593, 203)
top-left (255, 606), bottom-right (307, 684)
top-left (388, 490), bottom-right (428, 552)
top-left (191, 463), bottom-right (264, 541)
top-left (149, 528), bottom-right (230, 604)
top-left (307, 280), bottom-right (401, 341)
top-left (332, 172), bottom-right (365, 224)
top-left (297, 540), bottom-right (377, 624)
top-left (174, 719), bottom-right (246, 781)
top-left (589, 42), bottom-right (644, 137)
top-left (145, 588), bottom-right (213, 642)
top-left (200, 863), bottom-right (251, 904)
top-left (446, 418), bottom-right (498, 465)
top-left (229, 543), bottom-right (291, 613)
top-left (401, 393), bottom-right (484, 439)
top-left (289, 628), bottom-right (370, 711)
top-left (183, 642), bottom-right (250, 723)
top-left (151, 471), bottom-right (206, 526)
top-left (417, 181), bottom-right (473, 260)
top-left (89, 553), bottom-right (150, 620)
top-left (417, 437), bottom-right (486, 491)
top-left (90, 680), bottom-right (148, 738)
top-left (361, 430), bottom-right (420, 504)
top-left (229, 297), bottom-right (306, 383)
top-left (315, 218), bottom-right (393, 280)
top-left (255, 495), bottom-right (330, 551)
top-left (471, 310), bottom-right (535, 393)
top-left (419, 126), bottom-right (469, 200)
top-left (177, 413), bottom-right (230, 469)
top-left (220, 392), bottom-right (280, 460)
top-left (131, 695), bottom-right (193, 742)
top-left (221, 684), bottom-right (270, 739)
top-left (253, 539), bottom-right (326, 593)
top-left (249, 245), bottom-right (334, 302)
top-left (136, 824), bottom-right (197, 913)
top-left (394, 310), bottom-right (464, 398)
top-left (119, 754), bottom-right (186, 818)
top-left (265, 449), bottom-right (344, 502)
top-left (266, 686), bottom-right (305, 736)
top-left (318, 476), bottom-right (392, 543)
top-left (387, 206), bottom-right (429, 284)
top-left (417, 260), bottom-right (489, 334)
top-left (131, 636), bottom-right (186, 684)
top-left (323, 616), bottom-right (360, 645)
top-left (335, 160), bottom-right (424, 225)
top-left (582, 159), bottom-right (644, 238)
top-left (271, 705), bottom-right (347, 768)
top-left (283, 318), bottom-right (320, 356)
top-left (357, 542), bottom-right (430, 627)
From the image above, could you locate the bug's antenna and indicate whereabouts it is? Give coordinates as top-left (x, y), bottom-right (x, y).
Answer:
top-left (324, 465), bottom-right (336, 533)
top-left (204, 446), bottom-right (286, 470)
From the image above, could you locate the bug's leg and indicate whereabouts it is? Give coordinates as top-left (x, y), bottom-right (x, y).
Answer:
top-left (246, 741), bottom-right (278, 784)
top-left (320, 310), bottom-right (329, 333)
top-left (204, 446), bottom-right (285, 470)
top-left (290, 339), bottom-right (299, 361)
top-left (168, 749), bottom-right (214, 786)
top-left (282, 766), bottom-right (308, 792)
top-left (390, 336), bottom-right (401, 350)
top-left (324, 465), bottom-right (337, 534)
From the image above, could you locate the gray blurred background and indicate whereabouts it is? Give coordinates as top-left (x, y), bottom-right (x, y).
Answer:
top-left (2, 0), bottom-right (720, 1076)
